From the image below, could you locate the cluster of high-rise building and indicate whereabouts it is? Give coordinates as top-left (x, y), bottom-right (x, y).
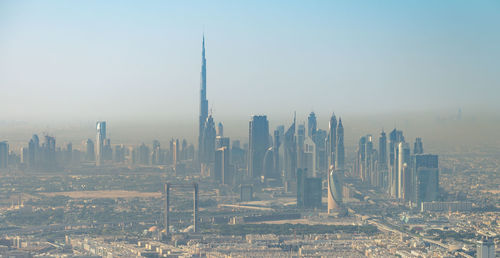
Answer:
top-left (354, 129), bottom-right (439, 206)
top-left (0, 36), bottom-right (444, 218)
top-left (191, 37), bottom-right (346, 212)
top-left (0, 122), bottom-right (196, 171)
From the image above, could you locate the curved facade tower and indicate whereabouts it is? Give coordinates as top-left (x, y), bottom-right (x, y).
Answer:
top-left (328, 165), bottom-right (344, 214)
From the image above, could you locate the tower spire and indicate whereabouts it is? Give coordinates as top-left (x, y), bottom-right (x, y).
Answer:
top-left (198, 34), bottom-right (209, 165)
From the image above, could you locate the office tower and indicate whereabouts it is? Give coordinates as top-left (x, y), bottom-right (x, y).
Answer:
top-left (397, 142), bottom-right (411, 201)
top-left (84, 139), bottom-right (95, 162)
top-left (214, 148), bottom-right (224, 183)
top-left (114, 144), bottom-right (125, 163)
top-left (263, 129), bottom-right (281, 180)
top-left (378, 130), bottom-right (387, 169)
top-left (27, 134), bottom-right (41, 168)
top-left (356, 136), bottom-right (366, 181)
top-left (43, 135), bottom-right (56, 169)
top-left (413, 154), bottom-right (439, 205)
top-left (477, 237), bottom-right (496, 258)
top-left (28, 139), bottom-right (35, 167)
top-left (303, 136), bottom-right (316, 177)
top-left (136, 143), bottom-right (150, 165)
top-left (231, 140), bottom-right (245, 170)
top-left (65, 143), bottom-right (73, 165)
top-left (296, 124), bottom-right (306, 169)
top-left (217, 122), bottom-right (223, 137)
top-left (172, 139), bottom-right (180, 170)
top-left (200, 115), bottom-right (216, 173)
top-left (365, 135), bottom-right (375, 184)
top-left (198, 35), bottom-right (209, 165)
top-left (96, 121), bottom-right (106, 166)
top-left (0, 141), bottom-right (8, 169)
top-left (276, 125), bottom-right (285, 137)
top-left (313, 129), bottom-right (327, 175)
top-left (180, 139), bottom-right (187, 161)
top-left (283, 115), bottom-right (297, 190)
top-left (296, 168), bottom-right (321, 209)
top-left (326, 113), bottom-right (337, 169)
top-left (307, 112), bottom-right (317, 138)
top-left (389, 129), bottom-right (404, 197)
top-left (248, 115), bottom-right (269, 179)
top-left (103, 139), bottom-right (112, 161)
top-left (215, 147), bottom-right (231, 185)
top-left (335, 118), bottom-right (345, 170)
top-left (328, 166), bottom-right (344, 214)
top-left (216, 136), bottom-right (230, 149)
top-left (414, 137), bottom-right (424, 154)
top-left (273, 129), bottom-right (282, 178)
top-left (152, 140), bottom-right (161, 165)
top-left (21, 147), bottom-right (28, 165)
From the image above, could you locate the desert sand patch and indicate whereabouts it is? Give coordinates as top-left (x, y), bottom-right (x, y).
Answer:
top-left (41, 190), bottom-right (162, 199)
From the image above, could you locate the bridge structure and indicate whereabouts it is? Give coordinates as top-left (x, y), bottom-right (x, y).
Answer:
top-left (164, 182), bottom-right (199, 235)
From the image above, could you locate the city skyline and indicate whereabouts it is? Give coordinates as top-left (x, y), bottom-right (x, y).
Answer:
top-left (0, 2), bottom-right (498, 256)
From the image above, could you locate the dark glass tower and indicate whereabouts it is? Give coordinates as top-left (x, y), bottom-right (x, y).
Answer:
top-left (248, 115), bottom-right (269, 179)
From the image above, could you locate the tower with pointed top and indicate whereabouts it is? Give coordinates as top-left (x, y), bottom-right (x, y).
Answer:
top-left (326, 113), bottom-right (337, 169)
top-left (335, 118), bottom-right (345, 170)
top-left (198, 35), bottom-right (209, 165)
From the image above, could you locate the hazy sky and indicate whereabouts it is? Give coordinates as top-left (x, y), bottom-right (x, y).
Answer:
top-left (1, 0), bottom-right (499, 125)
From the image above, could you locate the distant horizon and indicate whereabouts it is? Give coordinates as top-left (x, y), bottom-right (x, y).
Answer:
top-left (1, 109), bottom-right (499, 154)
top-left (2, 1), bottom-right (500, 122)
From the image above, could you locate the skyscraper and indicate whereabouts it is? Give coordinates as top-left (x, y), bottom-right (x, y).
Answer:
top-left (477, 237), bottom-right (496, 258)
top-left (397, 142), bottom-right (411, 201)
top-left (42, 135), bottom-right (56, 169)
top-left (326, 113), bottom-right (337, 169)
top-left (152, 140), bottom-right (161, 165)
top-left (297, 168), bottom-right (322, 209)
top-left (0, 141), bottom-right (8, 169)
top-left (216, 136), bottom-right (230, 149)
top-left (198, 35), bottom-right (209, 165)
top-left (28, 134), bottom-right (40, 168)
top-left (364, 135), bottom-right (374, 184)
top-left (296, 124), bottom-right (306, 169)
top-left (414, 137), bottom-right (424, 154)
top-left (200, 115), bottom-right (216, 173)
top-left (413, 154), bottom-right (439, 205)
top-left (378, 130), bottom-right (387, 170)
top-left (248, 115), bottom-right (269, 179)
top-left (328, 165), bottom-right (344, 214)
top-left (389, 129), bottom-right (404, 197)
top-left (96, 121), bottom-right (106, 166)
top-left (378, 130), bottom-right (388, 189)
top-left (335, 118), bottom-right (345, 170)
top-left (217, 122), bottom-right (224, 137)
top-left (263, 129), bottom-right (281, 180)
top-left (307, 112), bottom-right (317, 138)
top-left (85, 139), bottom-right (95, 162)
top-left (303, 136), bottom-right (316, 177)
top-left (283, 115), bottom-right (297, 190)
top-left (313, 129), bottom-right (327, 176)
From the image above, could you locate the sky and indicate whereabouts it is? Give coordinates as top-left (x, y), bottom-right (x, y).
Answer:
top-left (1, 1), bottom-right (500, 145)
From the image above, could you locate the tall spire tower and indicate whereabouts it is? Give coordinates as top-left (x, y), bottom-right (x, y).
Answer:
top-left (198, 35), bottom-right (209, 163)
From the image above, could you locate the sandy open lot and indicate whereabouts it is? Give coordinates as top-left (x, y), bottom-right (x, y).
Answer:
top-left (41, 190), bottom-right (162, 199)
